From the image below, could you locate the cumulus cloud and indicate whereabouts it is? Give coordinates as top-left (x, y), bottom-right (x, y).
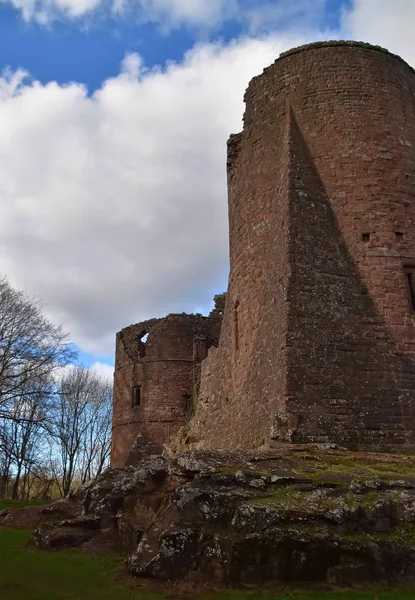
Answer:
top-left (0, 34), bottom-right (309, 356)
top-left (341, 0), bottom-right (415, 65)
top-left (4, 0), bottom-right (413, 360)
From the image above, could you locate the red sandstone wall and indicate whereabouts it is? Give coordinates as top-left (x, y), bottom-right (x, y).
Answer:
top-left (112, 316), bottom-right (195, 467)
top-left (111, 312), bottom-right (222, 467)
top-left (190, 84), bottom-right (293, 448)
top-left (191, 42), bottom-right (415, 451)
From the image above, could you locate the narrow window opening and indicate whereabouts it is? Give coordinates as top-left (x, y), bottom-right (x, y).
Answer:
top-left (395, 232), bottom-right (404, 240)
top-left (182, 391), bottom-right (193, 421)
top-left (362, 233), bottom-right (371, 243)
top-left (405, 269), bottom-right (415, 311)
top-left (132, 386), bottom-right (141, 407)
top-left (138, 331), bottom-right (148, 358)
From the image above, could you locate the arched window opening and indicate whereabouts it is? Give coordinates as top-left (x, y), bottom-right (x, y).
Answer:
top-left (138, 331), bottom-right (148, 358)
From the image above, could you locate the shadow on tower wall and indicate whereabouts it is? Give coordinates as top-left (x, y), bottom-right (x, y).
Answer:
top-left (275, 107), bottom-right (415, 450)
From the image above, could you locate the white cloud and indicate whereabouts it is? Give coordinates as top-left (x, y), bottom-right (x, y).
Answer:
top-left (0, 68), bottom-right (29, 100)
top-left (90, 361), bottom-right (114, 381)
top-left (55, 361), bottom-right (114, 381)
top-left (242, 0), bottom-right (328, 35)
top-left (5, 0), bottom-right (413, 361)
top-left (0, 0), bottom-right (236, 26)
top-left (2, 0), bottom-right (101, 21)
top-left (0, 33), bottom-right (309, 356)
top-left (127, 0), bottom-right (237, 28)
top-left (1, 0), bottom-right (329, 30)
top-left (342, 0), bottom-right (415, 66)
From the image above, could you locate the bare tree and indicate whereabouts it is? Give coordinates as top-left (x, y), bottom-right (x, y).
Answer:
top-left (50, 367), bottom-right (112, 497)
top-left (0, 276), bottom-right (75, 421)
top-left (0, 277), bottom-right (113, 501)
top-left (0, 418), bottom-right (13, 497)
top-left (78, 380), bottom-right (112, 484)
top-left (0, 381), bottom-right (51, 499)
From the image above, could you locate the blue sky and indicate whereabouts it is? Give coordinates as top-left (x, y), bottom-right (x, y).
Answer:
top-left (0, 1), bottom-right (345, 92)
top-left (0, 7), bottom-right (195, 91)
top-left (0, 0), bottom-right (413, 375)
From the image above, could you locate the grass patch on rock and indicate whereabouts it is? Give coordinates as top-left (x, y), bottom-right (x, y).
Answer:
top-left (294, 452), bottom-right (415, 482)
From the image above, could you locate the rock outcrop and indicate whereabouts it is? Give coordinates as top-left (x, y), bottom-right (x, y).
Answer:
top-left (5, 447), bottom-right (415, 586)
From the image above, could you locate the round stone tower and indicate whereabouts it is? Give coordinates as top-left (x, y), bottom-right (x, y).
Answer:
top-left (111, 311), bottom-right (222, 467)
top-left (111, 315), bottom-right (197, 467)
top-left (191, 42), bottom-right (415, 451)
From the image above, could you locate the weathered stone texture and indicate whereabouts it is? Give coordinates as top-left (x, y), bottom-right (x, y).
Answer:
top-left (26, 448), bottom-right (415, 585)
top-left (189, 41), bottom-right (415, 452)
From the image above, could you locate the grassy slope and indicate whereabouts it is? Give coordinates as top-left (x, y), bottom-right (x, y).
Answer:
top-left (0, 529), bottom-right (414, 600)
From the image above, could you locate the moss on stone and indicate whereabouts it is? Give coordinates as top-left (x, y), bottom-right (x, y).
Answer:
top-left (293, 452), bottom-right (415, 481)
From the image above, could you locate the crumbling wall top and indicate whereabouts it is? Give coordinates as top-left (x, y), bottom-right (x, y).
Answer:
top-left (116, 312), bottom-right (221, 363)
top-left (277, 40), bottom-right (415, 76)
top-left (210, 293), bottom-right (226, 316)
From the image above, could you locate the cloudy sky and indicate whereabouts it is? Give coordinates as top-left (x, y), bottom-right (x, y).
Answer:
top-left (0, 0), bottom-right (413, 376)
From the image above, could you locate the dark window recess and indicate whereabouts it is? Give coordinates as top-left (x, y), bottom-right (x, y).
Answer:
top-left (132, 386), bottom-right (141, 407)
top-left (207, 336), bottom-right (219, 350)
top-left (182, 391), bottom-right (192, 412)
top-left (404, 267), bottom-right (415, 311)
top-left (396, 232), bottom-right (404, 240)
top-left (362, 233), bottom-right (371, 242)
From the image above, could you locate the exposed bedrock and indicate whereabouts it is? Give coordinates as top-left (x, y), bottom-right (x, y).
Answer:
top-left (14, 448), bottom-right (415, 587)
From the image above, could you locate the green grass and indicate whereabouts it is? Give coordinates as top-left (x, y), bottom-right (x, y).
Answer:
top-left (0, 499), bottom-right (49, 512)
top-left (201, 592), bottom-right (415, 600)
top-left (0, 529), bottom-right (162, 600)
top-left (0, 528), bottom-right (414, 600)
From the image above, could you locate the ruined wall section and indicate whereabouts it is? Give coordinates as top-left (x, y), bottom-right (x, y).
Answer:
top-left (192, 295), bottom-right (225, 402)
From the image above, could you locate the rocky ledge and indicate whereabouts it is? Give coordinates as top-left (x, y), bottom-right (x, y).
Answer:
top-left (3, 447), bottom-right (415, 586)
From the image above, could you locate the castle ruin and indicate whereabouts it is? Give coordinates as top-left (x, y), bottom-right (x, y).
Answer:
top-left (111, 41), bottom-right (415, 467)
